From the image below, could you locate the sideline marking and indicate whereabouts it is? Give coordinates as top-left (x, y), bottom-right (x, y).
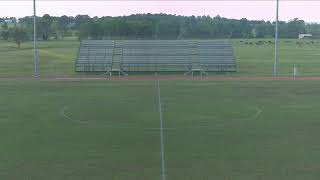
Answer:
top-left (56, 77), bottom-right (107, 80)
top-left (157, 80), bottom-right (167, 180)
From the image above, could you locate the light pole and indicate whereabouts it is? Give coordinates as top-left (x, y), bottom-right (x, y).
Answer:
top-left (33, 0), bottom-right (39, 77)
top-left (274, 0), bottom-right (279, 76)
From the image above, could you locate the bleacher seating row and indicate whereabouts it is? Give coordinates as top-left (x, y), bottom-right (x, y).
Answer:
top-left (75, 40), bottom-right (237, 72)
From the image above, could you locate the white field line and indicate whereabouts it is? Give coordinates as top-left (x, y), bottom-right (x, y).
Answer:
top-left (60, 106), bottom-right (263, 131)
top-left (170, 107), bottom-right (263, 130)
top-left (254, 107), bottom-right (263, 119)
top-left (56, 77), bottom-right (108, 80)
top-left (60, 106), bottom-right (141, 129)
top-left (157, 80), bottom-right (167, 180)
top-left (60, 106), bottom-right (89, 124)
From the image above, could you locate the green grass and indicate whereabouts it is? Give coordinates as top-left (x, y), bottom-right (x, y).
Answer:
top-left (233, 39), bottom-right (320, 76)
top-left (1, 38), bottom-right (320, 179)
top-left (1, 80), bottom-right (320, 179)
top-left (0, 39), bottom-right (320, 77)
top-left (0, 40), bottom-right (79, 77)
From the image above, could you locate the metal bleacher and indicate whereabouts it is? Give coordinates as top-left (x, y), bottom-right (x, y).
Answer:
top-left (75, 40), bottom-right (114, 72)
top-left (198, 40), bottom-right (236, 71)
top-left (75, 40), bottom-right (237, 74)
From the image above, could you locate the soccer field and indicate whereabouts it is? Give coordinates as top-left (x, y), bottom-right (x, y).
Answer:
top-left (1, 80), bottom-right (320, 180)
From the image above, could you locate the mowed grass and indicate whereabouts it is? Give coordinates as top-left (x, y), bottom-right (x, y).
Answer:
top-left (0, 39), bottom-right (78, 77)
top-left (0, 39), bottom-right (320, 77)
top-left (1, 80), bottom-right (320, 179)
top-left (233, 39), bottom-right (320, 76)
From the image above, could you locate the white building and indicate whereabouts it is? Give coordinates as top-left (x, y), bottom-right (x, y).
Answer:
top-left (4, 20), bottom-right (13, 23)
top-left (299, 34), bottom-right (313, 39)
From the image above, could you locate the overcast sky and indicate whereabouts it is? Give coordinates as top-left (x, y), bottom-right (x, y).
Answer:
top-left (1, 1), bottom-right (320, 22)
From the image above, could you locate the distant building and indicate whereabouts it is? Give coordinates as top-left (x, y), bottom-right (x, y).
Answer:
top-left (299, 34), bottom-right (313, 39)
top-left (0, 19), bottom-right (16, 29)
top-left (4, 19), bottom-right (13, 23)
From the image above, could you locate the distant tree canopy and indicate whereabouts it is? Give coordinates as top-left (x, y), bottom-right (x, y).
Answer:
top-left (0, 22), bottom-right (9, 40)
top-left (72, 15), bottom-right (312, 40)
top-left (1, 14), bottom-right (319, 41)
top-left (306, 23), bottom-right (320, 38)
top-left (9, 26), bottom-right (28, 48)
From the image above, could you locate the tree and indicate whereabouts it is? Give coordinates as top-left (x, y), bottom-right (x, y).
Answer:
top-left (74, 15), bottom-right (91, 29)
top-left (18, 16), bottom-right (34, 37)
top-left (0, 22), bottom-right (9, 40)
top-left (58, 15), bottom-right (74, 39)
top-left (38, 14), bottom-right (53, 40)
top-left (9, 26), bottom-right (28, 48)
top-left (306, 23), bottom-right (320, 38)
top-left (50, 19), bottom-right (60, 40)
top-left (287, 18), bottom-right (306, 38)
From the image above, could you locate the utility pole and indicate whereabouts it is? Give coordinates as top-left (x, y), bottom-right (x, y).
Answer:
top-left (33, 0), bottom-right (39, 77)
top-left (274, 0), bottom-right (279, 76)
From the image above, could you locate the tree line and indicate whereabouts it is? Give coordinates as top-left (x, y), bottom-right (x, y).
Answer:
top-left (1, 14), bottom-right (320, 47)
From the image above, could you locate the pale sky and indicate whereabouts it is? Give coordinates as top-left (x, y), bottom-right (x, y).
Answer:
top-left (1, 1), bottom-right (320, 22)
